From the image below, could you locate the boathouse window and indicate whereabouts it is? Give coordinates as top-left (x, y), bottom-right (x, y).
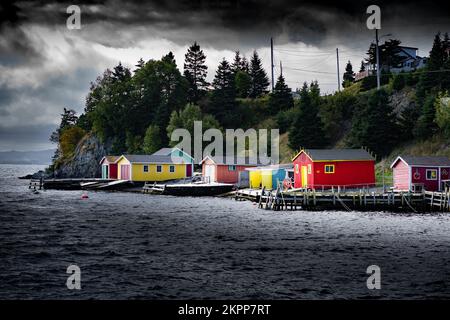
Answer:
top-left (169, 165), bottom-right (175, 173)
top-left (143, 165), bottom-right (149, 173)
top-left (157, 165), bottom-right (162, 173)
top-left (307, 164), bottom-right (312, 174)
top-left (228, 165), bottom-right (236, 171)
top-left (426, 169), bottom-right (437, 180)
top-left (324, 164), bottom-right (335, 174)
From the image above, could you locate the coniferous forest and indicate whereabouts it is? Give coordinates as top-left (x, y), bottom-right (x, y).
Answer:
top-left (51, 32), bottom-right (450, 170)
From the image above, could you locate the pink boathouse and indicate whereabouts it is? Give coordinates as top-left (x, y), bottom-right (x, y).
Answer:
top-left (390, 156), bottom-right (450, 192)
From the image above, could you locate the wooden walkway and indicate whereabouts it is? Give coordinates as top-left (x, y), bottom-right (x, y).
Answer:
top-left (235, 187), bottom-right (450, 212)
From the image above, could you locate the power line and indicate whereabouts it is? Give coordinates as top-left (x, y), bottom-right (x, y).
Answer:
top-left (283, 66), bottom-right (336, 75)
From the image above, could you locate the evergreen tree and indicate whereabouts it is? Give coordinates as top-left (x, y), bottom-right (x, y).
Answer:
top-left (366, 39), bottom-right (402, 72)
top-left (359, 60), bottom-right (366, 72)
top-left (288, 82), bottom-right (326, 150)
top-left (342, 61), bottom-right (355, 88)
top-left (143, 124), bottom-right (162, 154)
top-left (235, 70), bottom-right (252, 98)
top-left (240, 56), bottom-right (250, 73)
top-left (162, 51), bottom-right (176, 66)
top-left (348, 89), bottom-right (398, 157)
top-left (269, 74), bottom-right (293, 114)
top-left (135, 58), bottom-right (145, 72)
top-left (184, 42), bottom-right (208, 103)
top-left (231, 51), bottom-right (242, 73)
top-left (414, 94), bottom-right (439, 138)
top-left (210, 59), bottom-right (237, 127)
top-left (249, 51), bottom-right (269, 98)
top-left (50, 108), bottom-right (78, 143)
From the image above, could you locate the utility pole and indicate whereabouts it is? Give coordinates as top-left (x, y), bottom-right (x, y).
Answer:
top-left (270, 37), bottom-right (275, 92)
top-left (375, 29), bottom-right (381, 90)
top-left (336, 48), bottom-right (341, 92)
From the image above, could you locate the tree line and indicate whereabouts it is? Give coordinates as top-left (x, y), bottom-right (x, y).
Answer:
top-left (51, 32), bottom-right (450, 168)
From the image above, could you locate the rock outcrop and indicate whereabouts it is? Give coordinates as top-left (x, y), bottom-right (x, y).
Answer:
top-left (53, 134), bottom-right (111, 178)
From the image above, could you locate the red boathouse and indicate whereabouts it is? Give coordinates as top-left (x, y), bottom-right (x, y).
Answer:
top-left (292, 149), bottom-right (375, 189)
top-left (99, 156), bottom-right (119, 179)
top-left (200, 156), bottom-right (259, 184)
top-left (390, 156), bottom-right (450, 192)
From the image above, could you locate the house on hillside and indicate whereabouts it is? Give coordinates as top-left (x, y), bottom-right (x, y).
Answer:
top-left (99, 156), bottom-right (119, 179)
top-left (390, 156), bottom-right (450, 192)
top-left (292, 149), bottom-right (375, 189)
top-left (355, 45), bottom-right (427, 81)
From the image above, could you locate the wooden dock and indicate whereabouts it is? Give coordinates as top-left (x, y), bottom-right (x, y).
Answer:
top-left (235, 187), bottom-right (450, 212)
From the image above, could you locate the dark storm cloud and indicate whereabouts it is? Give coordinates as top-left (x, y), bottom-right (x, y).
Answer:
top-left (0, 0), bottom-right (449, 151)
top-left (3, 0), bottom-right (449, 49)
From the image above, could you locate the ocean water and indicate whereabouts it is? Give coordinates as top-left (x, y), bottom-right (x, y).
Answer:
top-left (1, 164), bottom-right (450, 299)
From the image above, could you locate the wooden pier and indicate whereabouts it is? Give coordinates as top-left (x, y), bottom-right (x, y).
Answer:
top-left (235, 187), bottom-right (450, 212)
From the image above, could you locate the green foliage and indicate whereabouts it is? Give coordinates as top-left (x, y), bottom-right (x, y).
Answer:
top-left (435, 92), bottom-right (450, 139)
top-left (320, 91), bottom-right (357, 144)
top-left (143, 124), bottom-right (162, 154)
top-left (249, 51), bottom-right (270, 98)
top-left (347, 89), bottom-right (398, 158)
top-left (167, 103), bottom-right (221, 146)
top-left (235, 70), bottom-right (252, 98)
top-left (184, 42), bottom-right (208, 103)
top-left (414, 94), bottom-right (438, 139)
top-left (209, 59), bottom-right (237, 127)
top-left (276, 108), bottom-right (296, 134)
top-left (366, 39), bottom-right (403, 72)
top-left (269, 74), bottom-right (293, 114)
top-left (390, 73), bottom-right (406, 91)
top-left (59, 126), bottom-right (86, 160)
top-left (342, 60), bottom-right (355, 88)
top-left (288, 82), bottom-right (327, 150)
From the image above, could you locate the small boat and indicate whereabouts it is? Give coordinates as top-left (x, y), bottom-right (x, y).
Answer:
top-left (143, 182), bottom-right (235, 197)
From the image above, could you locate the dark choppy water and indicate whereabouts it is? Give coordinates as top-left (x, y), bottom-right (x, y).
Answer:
top-left (1, 164), bottom-right (450, 299)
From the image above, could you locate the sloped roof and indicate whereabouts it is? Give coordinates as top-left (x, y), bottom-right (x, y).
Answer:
top-left (293, 149), bottom-right (374, 161)
top-left (152, 147), bottom-right (194, 160)
top-left (121, 154), bottom-right (186, 164)
top-left (391, 155), bottom-right (450, 168)
top-left (200, 155), bottom-right (263, 166)
top-left (100, 155), bottom-right (120, 164)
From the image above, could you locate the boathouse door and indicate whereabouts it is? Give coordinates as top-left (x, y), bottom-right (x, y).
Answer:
top-left (205, 165), bottom-right (215, 183)
top-left (186, 164), bottom-right (192, 177)
top-left (120, 165), bottom-right (130, 180)
top-left (301, 166), bottom-right (308, 188)
top-left (102, 165), bottom-right (108, 179)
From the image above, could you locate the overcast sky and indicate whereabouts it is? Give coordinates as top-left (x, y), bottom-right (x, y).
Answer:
top-left (0, 0), bottom-right (449, 151)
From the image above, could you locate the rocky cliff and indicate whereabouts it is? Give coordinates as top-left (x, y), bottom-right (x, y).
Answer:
top-left (53, 134), bottom-right (111, 178)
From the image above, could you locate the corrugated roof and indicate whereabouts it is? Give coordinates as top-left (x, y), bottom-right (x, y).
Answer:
top-left (297, 149), bottom-right (374, 161)
top-left (397, 155), bottom-right (450, 167)
top-left (122, 154), bottom-right (185, 164)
